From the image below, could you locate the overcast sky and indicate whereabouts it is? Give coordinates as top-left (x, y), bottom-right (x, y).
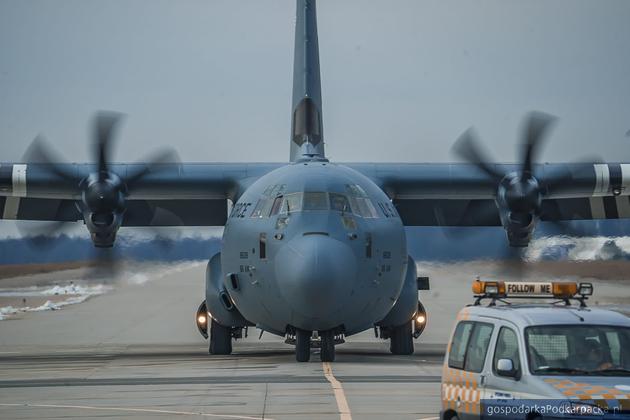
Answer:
top-left (1, 0), bottom-right (629, 166)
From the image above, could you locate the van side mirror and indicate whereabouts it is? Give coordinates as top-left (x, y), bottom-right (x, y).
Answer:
top-left (496, 358), bottom-right (518, 378)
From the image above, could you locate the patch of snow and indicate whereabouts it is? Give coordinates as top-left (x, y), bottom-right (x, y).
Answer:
top-left (0, 283), bottom-right (111, 320)
top-left (0, 283), bottom-right (112, 298)
top-left (41, 284), bottom-right (111, 296)
top-left (0, 261), bottom-right (204, 320)
top-left (0, 305), bottom-right (19, 320)
top-left (526, 236), bottom-right (630, 261)
top-left (123, 261), bottom-right (204, 286)
top-left (28, 300), bottom-right (60, 311)
top-left (127, 273), bottom-right (149, 285)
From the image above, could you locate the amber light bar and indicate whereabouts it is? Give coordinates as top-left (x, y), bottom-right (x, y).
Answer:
top-left (472, 280), bottom-right (592, 299)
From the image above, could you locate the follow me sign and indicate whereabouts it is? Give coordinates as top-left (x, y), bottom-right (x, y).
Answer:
top-left (504, 282), bottom-right (553, 295)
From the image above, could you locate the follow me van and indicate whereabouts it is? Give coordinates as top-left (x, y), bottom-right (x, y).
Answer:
top-left (440, 280), bottom-right (630, 420)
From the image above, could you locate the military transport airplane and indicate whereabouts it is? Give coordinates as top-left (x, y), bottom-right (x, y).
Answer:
top-left (1, 0), bottom-right (629, 362)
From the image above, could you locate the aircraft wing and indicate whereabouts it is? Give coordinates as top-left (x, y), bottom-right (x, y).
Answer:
top-left (0, 162), bottom-right (281, 227)
top-left (0, 197), bottom-right (233, 227)
top-left (349, 162), bottom-right (630, 234)
top-left (3, 161), bottom-right (628, 226)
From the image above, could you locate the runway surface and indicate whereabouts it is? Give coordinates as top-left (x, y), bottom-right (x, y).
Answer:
top-left (0, 260), bottom-right (628, 419)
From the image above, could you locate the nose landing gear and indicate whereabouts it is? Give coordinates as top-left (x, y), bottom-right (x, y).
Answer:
top-left (287, 328), bottom-right (345, 362)
top-left (295, 329), bottom-right (311, 362)
top-left (319, 330), bottom-right (335, 362)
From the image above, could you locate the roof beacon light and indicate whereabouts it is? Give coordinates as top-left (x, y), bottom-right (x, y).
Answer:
top-left (472, 280), bottom-right (505, 296)
top-left (472, 279), bottom-right (593, 307)
top-left (552, 282), bottom-right (578, 298)
top-left (578, 282), bottom-right (593, 296)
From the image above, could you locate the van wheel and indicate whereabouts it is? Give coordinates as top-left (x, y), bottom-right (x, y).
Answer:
top-left (209, 319), bottom-right (232, 355)
top-left (390, 321), bottom-right (414, 355)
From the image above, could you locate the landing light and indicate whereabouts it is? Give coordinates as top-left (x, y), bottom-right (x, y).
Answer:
top-left (413, 302), bottom-right (427, 339)
top-left (197, 314), bottom-right (207, 324)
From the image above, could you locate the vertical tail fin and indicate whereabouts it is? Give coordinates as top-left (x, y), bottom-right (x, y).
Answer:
top-left (290, 0), bottom-right (326, 162)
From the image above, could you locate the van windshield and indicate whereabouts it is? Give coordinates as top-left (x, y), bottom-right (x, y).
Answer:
top-left (525, 325), bottom-right (630, 376)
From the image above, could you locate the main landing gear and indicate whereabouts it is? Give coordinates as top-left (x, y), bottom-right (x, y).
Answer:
top-left (209, 319), bottom-right (232, 355)
top-left (377, 301), bottom-right (428, 356)
top-left (208, 320), bottom-right (248, 355)
top-left (289, 328), bottom-right (343, 362)
top-left (389, 320), bottom-right (414, 355)
top-left (196, 300), bottom-right (248, 356)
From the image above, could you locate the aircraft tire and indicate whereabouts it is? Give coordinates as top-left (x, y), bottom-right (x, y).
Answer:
top-left (295, 329), bottom-right (311, 362)
top-left (390, 321), bottom-right (414, 355)
top-left (320, 330), bottom-right (335, 362)
top-left (209, 319), bottom-right (232, 355)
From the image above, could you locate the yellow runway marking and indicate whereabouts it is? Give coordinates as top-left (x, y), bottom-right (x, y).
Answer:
top-left (0, 403), bottom-right (272, 420)
top-left (322, 362), bottom-right (352, 420)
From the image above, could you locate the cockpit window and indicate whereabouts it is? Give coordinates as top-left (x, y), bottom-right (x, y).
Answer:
top-left (346, 184), bottom-right (368, 198)
top-left (270, 196), bottom-right (284, 216)
top-left (303, 192), bottom-right (328, 210)
top-left (260, 190), bottom-right (379, 218)
top-left (345, 184), bottom-right (378, 218)
top-left (330, 193), bottom-right (350, 213)
top-left (250, 198), bottom-right (273, 218)
top-left (262, 184), bottom-right (287, 197)
top-left (351, 197), bottom-right (379, 218)
top-left (282, 193), bottom-right (303, 213)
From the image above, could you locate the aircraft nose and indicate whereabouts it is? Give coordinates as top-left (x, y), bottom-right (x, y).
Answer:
top-left (275, 234), bottom-right (357, 321)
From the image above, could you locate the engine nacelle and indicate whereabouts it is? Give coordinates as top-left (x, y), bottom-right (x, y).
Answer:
top-left (205, 252), bottom-right (250, 328)
top-left (81, 172), bottom-right (126, 248)
top-left (376, 255), bottom-right (419, 328)
top-left (500, 210), bottom-right (536, 247)
top-left (84, 210), bottom-right (123, 248)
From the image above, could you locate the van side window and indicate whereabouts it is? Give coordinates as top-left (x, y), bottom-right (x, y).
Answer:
top-left (465, 323), bottom-right (494, 373)
top-left (448, 322), bottom-right (474, 369)
top-left (494, 327), bottom-right (521, 375)
top-left (448, 321), bottom-right (494, 372)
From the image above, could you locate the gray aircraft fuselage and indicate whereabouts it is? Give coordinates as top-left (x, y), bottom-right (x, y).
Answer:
top-left (221, 161), bottom-right (407, 335)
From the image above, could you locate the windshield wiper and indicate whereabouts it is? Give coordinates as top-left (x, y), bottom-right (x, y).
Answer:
top-left (594, 367), bottom-right (630, 376)
top-left (534, 367), bottom-right (591, 375)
